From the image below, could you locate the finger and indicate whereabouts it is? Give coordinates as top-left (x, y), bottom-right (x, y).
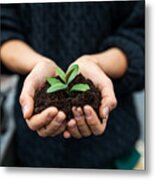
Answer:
top-left (72, 107), bottom-right (91, 137)
top-left (38, 111), bottom-right (66, 137)
top-left (101, 81), bottom-right (117, 110)
top-left (99, 95), bottom-right (117, 119)
top-left (99, 80), bottom-right (117, 118)
top-left (19, 79), bottom-right (36, 119)
top-left (51, 121), bottom-right (66, 137)
top-left (84, 105), bottom-right (106, 136)
top-left (26, 107), bottom-right (58, 131)
top-left (63, 130), bottom-right (71, 139)
top-left (99, 106), bottom-right (110, 120)
top-left (38, 121), bottom-right (66, 138)
top-left (67, 119), bottom-right (82, 139)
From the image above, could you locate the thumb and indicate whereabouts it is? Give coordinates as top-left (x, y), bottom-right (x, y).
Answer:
top-left (20, 94), bottom-right (34, 119)
top-left (19, 79), bottom-right (35, 119)
top-left (99, 81), bottom-right (117, 119)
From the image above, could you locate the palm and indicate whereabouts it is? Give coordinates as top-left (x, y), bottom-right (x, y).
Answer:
top-left (75, 57), bottom-right (109, 92)
top-left (63, 56), bottom-right (117, 139)
top-left (27, 61), bottom-right (57, 90)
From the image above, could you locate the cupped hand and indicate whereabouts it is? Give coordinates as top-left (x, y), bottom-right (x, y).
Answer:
top-left (19, 60), bottom-right (66, 137)
top-left (63, 55), bottom-right (117, 139)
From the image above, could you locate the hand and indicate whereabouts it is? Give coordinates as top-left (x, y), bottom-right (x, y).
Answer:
top-left (63, 55), bottom-right (117, 139)
top-left (19, 60), bottom-right (66, 137)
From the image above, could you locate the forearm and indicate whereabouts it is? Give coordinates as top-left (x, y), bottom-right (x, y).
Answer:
top-left (92, 48), bottom-right (128, 79)
top-left (0, 40), bottom-right (55, 74)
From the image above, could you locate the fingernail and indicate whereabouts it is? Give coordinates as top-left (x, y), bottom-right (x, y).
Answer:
top-left (47, 116), bottom-right (52, 122)
top-left (22, 105), bottom-right (29, 117)
top-left (56, 118), bottom-right (64, 124)
top-left (69, 119), bottom-right (76, 127)
top-left (103, 107), bottom-right (109, 119)
top-left (85, 110), bottom-right (91, 118)
top-left (75, 113), bottom-right (81, 119)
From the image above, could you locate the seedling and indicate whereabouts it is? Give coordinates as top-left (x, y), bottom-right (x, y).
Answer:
top-left (46, 64), bottom-right (90, 94)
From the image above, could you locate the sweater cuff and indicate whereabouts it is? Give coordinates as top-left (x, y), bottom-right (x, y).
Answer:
top-left (0, 30), bottom-right (25, 46)
top-left (99, 36), bottom-right (144, 96)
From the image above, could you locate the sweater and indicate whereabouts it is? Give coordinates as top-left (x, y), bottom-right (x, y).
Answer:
top-left (1, 1), bottom-right (145, 168)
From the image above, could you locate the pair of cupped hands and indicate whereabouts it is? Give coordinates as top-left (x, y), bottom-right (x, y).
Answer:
top-left (19, 55), bottom-right (117, 139)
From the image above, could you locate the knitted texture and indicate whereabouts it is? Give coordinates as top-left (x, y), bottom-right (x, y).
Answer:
top-left (1, 1), bottom-right (144, 168)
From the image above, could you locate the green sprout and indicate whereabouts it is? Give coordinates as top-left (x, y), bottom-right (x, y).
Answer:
top-left (46, 64), bottom-right (90, 94)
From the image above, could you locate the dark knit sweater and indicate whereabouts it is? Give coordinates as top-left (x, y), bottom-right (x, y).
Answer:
top-left (1, 1), bottom-right (144, 168)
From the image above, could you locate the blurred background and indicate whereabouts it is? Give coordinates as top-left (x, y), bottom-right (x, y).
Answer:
top-left (0, 74), bottom-right (145, 168)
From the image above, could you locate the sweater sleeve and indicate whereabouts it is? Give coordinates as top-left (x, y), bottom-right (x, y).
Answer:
top-left (99, 1), bottom-right (145, 97)
top-left (0, 4), bottom-right (25, 74)
top-left (0, 4), bottom-right (25, 45)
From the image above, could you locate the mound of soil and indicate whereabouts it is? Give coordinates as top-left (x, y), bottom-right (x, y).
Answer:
top-left (33, 74), bottom-right (101, 120)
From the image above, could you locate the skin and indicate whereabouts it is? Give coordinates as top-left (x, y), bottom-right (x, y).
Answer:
top-left (0, 40), bottom-right (128, 138)
top-left (63, 55), bottom-right (118, 138)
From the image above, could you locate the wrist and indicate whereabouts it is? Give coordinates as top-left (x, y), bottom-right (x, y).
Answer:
top-left (91, 48), bottom-right (128, 79)
top-left (32, 56), bottom-right (57, 74)
top-left (26, 54), bottom-right (56, 72)
top-left (36, 56), bottom-right (56, 67)
top-left (0, 40), bottom-right (57, 74)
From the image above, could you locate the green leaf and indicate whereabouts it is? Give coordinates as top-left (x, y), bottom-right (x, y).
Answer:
top-left (55, 66), bottom-right (66, 83)
top-left (70, 83), bottom-right (90, 92)
top-left (46, 77), bottom-right (62, 86)
top-left (66, 64), bottom-right (79, 85)
top-left (47, 82), bottom-right (67, 93)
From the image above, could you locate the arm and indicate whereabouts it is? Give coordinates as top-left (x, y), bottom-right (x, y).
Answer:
top-left (64, 1), bottom-right (144, 139)
top-left (0, 4), bottom-right (48, 74)
top-left (1, 4), bottom-right (67, 137)
top-left (0, 40), bottom-right (55, 74)
top-left (1, 39), bottom-right (67, 137)
top-left (91, 47), bottom-right (128, 79)
top-left (98, 1), bottom-right (145, 96)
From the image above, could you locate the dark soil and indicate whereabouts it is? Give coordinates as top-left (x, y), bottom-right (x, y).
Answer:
top-left (33, 74), bottom-right (102, 120)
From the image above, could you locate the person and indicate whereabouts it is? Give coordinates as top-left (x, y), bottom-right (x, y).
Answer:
top-left (0, 1), bottom-right (144, 168)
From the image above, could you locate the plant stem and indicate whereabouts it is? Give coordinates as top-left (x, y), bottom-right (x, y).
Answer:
top-left (65, 87), bottom-right (71, 96)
